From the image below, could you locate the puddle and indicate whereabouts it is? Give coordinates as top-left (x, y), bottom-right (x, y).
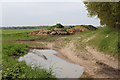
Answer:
top-left (18, 49), bottom-right (84, 78)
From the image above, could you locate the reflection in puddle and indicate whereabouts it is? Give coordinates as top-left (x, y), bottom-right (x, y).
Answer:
top-left (18, 49), bottom-right (84, 78)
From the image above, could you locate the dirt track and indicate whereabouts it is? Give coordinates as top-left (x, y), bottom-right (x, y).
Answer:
top-left (53, 42), bottom-right (119, 78)
top-left (15, 37), bottom-right (119, 78)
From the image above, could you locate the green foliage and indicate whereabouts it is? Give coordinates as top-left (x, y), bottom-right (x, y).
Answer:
top-left (84, 2), bottom-right (120, 30)
top-left (55, 23), bottom-right (65, 28)
top-left (2, 42), bottom-right (56, 79)
top-left (48, 23), bottom-right (65, 30)
top-left (2, 43), bottom-right (28, 56)
top-left (2, 55), bottom-right (56, 79)
top-left (2, 62), bottom-right (26, 79)
top-left (88, 27), bottom-right (119, 57)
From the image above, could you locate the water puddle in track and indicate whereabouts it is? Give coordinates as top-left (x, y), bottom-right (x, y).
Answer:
top-left (18, 49), bottom-right (84, 78)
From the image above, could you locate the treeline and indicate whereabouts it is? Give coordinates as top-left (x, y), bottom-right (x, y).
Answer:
top-left (1, 24), bottom-right (97, 30)
top-left (1, 26), bottom-right (50, 30)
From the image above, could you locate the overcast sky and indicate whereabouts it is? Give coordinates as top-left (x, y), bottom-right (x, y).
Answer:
top-left (1, 0), bottom-right (100, 27)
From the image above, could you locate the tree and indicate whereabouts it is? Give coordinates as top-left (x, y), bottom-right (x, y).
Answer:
top-left (84, 2), bottom-right (120, 30)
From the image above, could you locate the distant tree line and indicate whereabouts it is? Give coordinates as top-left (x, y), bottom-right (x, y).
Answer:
top-left (1, 26), bottom-right (50, 30)
top-left (1, 24), bottom-right (97, 30)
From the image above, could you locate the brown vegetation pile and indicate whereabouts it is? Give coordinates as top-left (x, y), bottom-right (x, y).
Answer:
top-left (29, 31), bottom-right (40, 35)
top-left (29, 26), bottom-right (91, 36)
top-left (29, 30), bottom-right (51, 36)
top-left (29, 28), bottom-right (69, 36)
top-left (67, 26), bottom-right (89, 34)
top-left (52, 28), bottom-right (68, 35)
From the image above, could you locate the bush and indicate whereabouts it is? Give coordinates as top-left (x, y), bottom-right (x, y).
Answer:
top-left (55, 24), bottom-right (64, 28)
top-left (2, 62), bottom-right (26, 79)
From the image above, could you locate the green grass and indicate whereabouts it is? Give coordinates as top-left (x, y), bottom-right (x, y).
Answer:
top-left (2, 42), bottom-right (56, 79)
top-left (2, 29), bottom-right (40, 40)
top-left (64, 27), bottom-right (119, 58)
top-left (2, 42), bottom-right (28, 56)
top-left (87, 27), bottom-right (119, 58)
top-left (2, 29), bottom-right (40, 34)
top-left (2, 29), bottom-right (58, 41)
top-left (2, 55), bottom-right (56, 79)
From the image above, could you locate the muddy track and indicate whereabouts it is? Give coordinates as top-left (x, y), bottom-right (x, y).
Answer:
top-left (53, 41), bottom-right (119, 78)
top-left (14, 37), bottom-right (119, 78)
top-left (16, 38), bottom-right (47, 41)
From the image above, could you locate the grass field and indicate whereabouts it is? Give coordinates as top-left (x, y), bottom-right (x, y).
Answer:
top-left (2, 29), bottom-right (57, 79)
top-left (2, 29), bottom-right (40, 40)
top-left (2, 29), bottom-right (40, 34)
top-left (2, 29), bottom-right (58, 41)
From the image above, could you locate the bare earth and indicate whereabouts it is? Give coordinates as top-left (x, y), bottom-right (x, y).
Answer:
top-left (15, 36), bottom-right (119, 78)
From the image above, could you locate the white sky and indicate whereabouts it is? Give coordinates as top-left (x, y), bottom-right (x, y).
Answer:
top-left (1, 0), bottom-right (119, 2)
top-left (1, 0), bottom-right (100, 27)
top-left (1, 0), bottom-right (85, 2)
top-left (1, 0), bottom-right (83, 2)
